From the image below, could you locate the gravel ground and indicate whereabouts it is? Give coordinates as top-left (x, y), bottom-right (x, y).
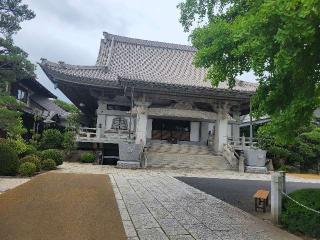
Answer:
top-left (0, 172), bottom-right (126, 240)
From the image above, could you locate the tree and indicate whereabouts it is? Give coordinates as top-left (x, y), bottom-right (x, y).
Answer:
top-left (53, 99), bottom-right (81, 130)
top-left (178, 0), bottom-right (320, 143)
top-left (0, 0), bottom-right (35, 137)
top-left (0, 0), bottom-right (36, 83)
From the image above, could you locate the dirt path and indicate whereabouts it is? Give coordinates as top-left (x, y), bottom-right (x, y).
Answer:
top-left (0, 173), bottom-right (126, 240)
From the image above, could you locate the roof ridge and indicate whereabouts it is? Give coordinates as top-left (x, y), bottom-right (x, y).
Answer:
top-left (103, 32), bottom-right (196, 52)
top-left (40, 59), bottom-right (104, 70)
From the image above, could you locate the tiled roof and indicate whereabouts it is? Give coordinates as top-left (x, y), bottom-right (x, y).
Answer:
top-left (40, 32), bottom-right (257, 92)
top-left (31, 94), bottom-right (69, 118)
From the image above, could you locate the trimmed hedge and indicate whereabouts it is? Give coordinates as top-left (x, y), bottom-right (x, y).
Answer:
top-left (18, 162), bottom-right (36, 177)
top-left (80, 152), bottom-right (95, 163)
top-left (281, 189), bottom-right (320, 238)
top-left (20, 155), bottom-right (41, 172)
top-left (41, 159), bottom-right (56, 170)
top-left (40, 149), bottom-right (64, 166)
top-left (0, 139), bottom-right (19, 176)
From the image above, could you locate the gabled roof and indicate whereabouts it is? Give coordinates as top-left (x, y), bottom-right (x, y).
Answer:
top-left (17, 78), bottom-right (56, 99)
top-left (40, 32), bottom-right (257, 93)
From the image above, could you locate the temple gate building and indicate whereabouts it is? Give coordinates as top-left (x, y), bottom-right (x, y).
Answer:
top-left (40, 32), bottom-right (256, 169)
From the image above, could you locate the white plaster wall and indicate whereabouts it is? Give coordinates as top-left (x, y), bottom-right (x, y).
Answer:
top-left (190, 122), bottom-right (200, 142)
top-left (200, 122), bottom-right (209, 144)
top-left (146, 119), bottom-right (153, 139)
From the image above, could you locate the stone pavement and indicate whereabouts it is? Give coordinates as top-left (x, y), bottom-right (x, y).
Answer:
top-left (110, 173), bottom-right (300, 240)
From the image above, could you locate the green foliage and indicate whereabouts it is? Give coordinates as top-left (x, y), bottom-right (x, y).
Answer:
top-left (0, 0), bottom-right (35, 90)
top-left (62, 131), bottom-right (76, 154)
top-left (0, 94), bottom-right (26, 137)
top-left (178, 0), bottom-right (320, 143)
top-left (5, 137), bottom-right (27, 156)
top-left (18, 162), bottom-right (36, 177)
top-left (20, 155), bottom-right (41, 172)
top-left (53, 99), bottom-right (79, 113)
top-left (41, 159), bottom-right (56, 170)
top-left (40, 149), bottom-right (63, 166)
top-left (281, 189), bottom-right (320, 238)
top-left (23, 144), bottom-right (38, 157)
top-left (40, 129), bottom-right (63, 149)
top-left (0, 0), bottom-right (35, 37)
top-left (53, 99), bottom-right (81, 130)
top-left (0, 139), bottom-right (19, 175)
top-left (257, 124), bottom-right (320, 171)
top-left (80, 152), bottom-right (95, 163)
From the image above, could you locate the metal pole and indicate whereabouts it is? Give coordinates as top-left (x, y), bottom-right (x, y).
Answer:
top-left (249, 99), bottom-right (253, 146)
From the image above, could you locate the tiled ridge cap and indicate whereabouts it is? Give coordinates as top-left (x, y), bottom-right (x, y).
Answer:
top-left (103, 32), bottom-right (196, 52)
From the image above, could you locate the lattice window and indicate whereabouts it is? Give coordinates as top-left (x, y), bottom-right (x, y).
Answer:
top-left (111, 117), bottom-right (128, 130)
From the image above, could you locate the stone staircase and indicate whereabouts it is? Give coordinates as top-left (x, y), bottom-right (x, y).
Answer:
top-left (146, 143), bottom-right (231, 170)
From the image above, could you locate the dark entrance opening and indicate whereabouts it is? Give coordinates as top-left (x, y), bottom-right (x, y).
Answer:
top-left (152, 119), bottom-right (190, 142)
top-left (102, 143), bottom-right (119, 165)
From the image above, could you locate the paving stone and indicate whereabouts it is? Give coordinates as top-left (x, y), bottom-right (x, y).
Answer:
top-left (169, 235), bottom-right (195, 240)
top-left (149, 207), bottom-right (174, 219)
top-left (127, 237), bottom-right (140, 240)
top-left (123, 220), bottom-right (137, 238)
top-left (137, 228), bottom-right (169, 240)
top-left (131, 213), bottom-right (160, 229)
top-left (186, 224), bottom-right (220, 240)
top-left (158, 218), bottom-right (189, 236)
top-left (126, 203), bottom-right (150, 215)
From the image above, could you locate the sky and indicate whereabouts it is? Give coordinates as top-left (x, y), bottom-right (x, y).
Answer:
top-left (14, 0), bottom-right (255, 102)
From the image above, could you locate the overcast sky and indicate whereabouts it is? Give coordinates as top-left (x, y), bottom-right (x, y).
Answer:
top-left (14, 0), bottom-right (255, 102)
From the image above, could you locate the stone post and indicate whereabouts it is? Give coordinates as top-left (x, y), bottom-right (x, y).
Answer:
top-left (232, 111), bottom-right (240, 146)
top-left (238, 152), bottom-right (245, 173)
top-left (214, 110), bottom-right (228, 153)
top-left (271, 172), bottom-right (284, 224)
top-left (134, 102), bottom-right (150, 145)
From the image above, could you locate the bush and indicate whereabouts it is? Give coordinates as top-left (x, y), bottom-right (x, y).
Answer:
top-left (62, 131), bottom-right (76, 153)
top-left (40, 129), bottom-right (63, 149)
top-left (41, 159), bottom-right (56, 170)
top-left (40, 149), bottom-right (64, 166)
top-left (23, 144), bottom-right (38, 157)
top-left (0, 139), bottom-right (19, 176)
top-left (281, 189), bottom-right (320, 238)
top-left (18, 162), bottom-right (36, 177)
top-left (20, 155), bottom-right (41, 172)
top-left (5, 137), bottom-right (27, 156)
top-left (80, 152), bottom-right (95, 163)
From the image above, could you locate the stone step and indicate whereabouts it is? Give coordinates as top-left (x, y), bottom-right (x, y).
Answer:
top-left (146, 152), bottom-right (230, 170)
top-left (148, 143), bottom-right (214, 155)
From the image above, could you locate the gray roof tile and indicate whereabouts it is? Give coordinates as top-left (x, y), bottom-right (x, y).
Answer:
top-left (40, 32), bottom-right (257, 92)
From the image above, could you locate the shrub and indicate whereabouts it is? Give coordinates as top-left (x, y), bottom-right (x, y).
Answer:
top-left (80, 152), bottom-right (95, 163)
top-left (5, 137), bottom-right (27, 156)
top-left (40, 129), bottom-right (63, 149)
top-left (0, 139), bottom-right (19, 176)
top-left (18, 162), bottom-right (36, 177)
top-left (281, 189), bottom-right (320, 238)
top-left (40, 149), bottom-right (64, 166)
top-left (62, 131), bottom-right (76, 153)
top-left (23, 144), bottom-right (38, 157)
top-left (41, 159), bottom-right (56, 170)
top-left (20, 155), bottom-right (41, 172)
